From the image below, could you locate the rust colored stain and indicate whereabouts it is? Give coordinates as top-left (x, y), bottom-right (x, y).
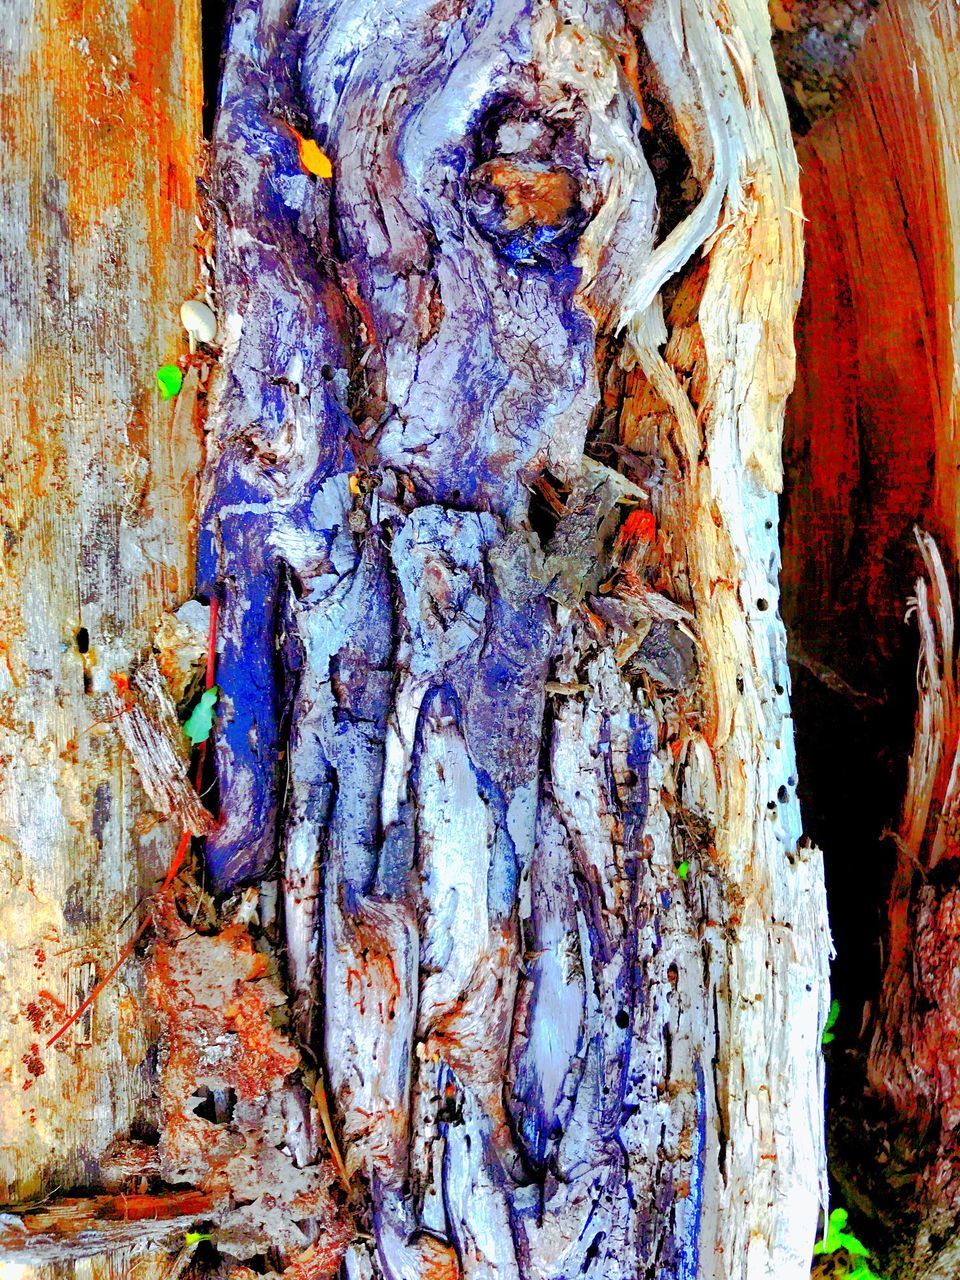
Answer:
top-left (30, 0), bottom-right (197, 240)
top-left (23, 991), bottom-right (66, 1037)
top-left (98, 1188), bottom-right (215, 1221)
top-left (129, 2), bottom-right (195, 241)
top-left (781, 38), bottom-right (948, 691)
top-left (281, 1234), bottom-right (357, 1280)
top-left (42, 1), bottom-right (133, 227)
top-left (148, 908), bottom-right (300, 1110)
top-left (1, 0), bottom-right (202, 1207)
top-left (474, 160), bottom-right (579, 230)
top-left (9, 1189), bottom-right (217, 1237)
top-left (21, 1043), bottom-right (45, 1091)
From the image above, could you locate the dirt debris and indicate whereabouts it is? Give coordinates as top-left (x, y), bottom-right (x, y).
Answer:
top-left (147, 898), bottom-right (354, 1269)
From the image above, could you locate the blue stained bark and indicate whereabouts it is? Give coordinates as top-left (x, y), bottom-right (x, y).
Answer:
top-left (199, 1), bottom-right (716, 1276)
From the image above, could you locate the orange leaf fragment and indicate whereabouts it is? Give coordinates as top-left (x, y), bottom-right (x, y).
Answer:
top-left (298, 137), bottom-right (333, 179)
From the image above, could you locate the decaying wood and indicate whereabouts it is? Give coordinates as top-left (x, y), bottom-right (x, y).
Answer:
top-left (0, 1245), bottom-right (194, 1280)
top-left (862, 531), bottom-right (960, 1280)
top-left (0, 1190), bottom-right (216, 1265)
top-left (0, 0), bottom-right (202, 1207)
top-left (779, 1), bottom-right (960, 1274)
top-left (782, 0), bottom-right (960, 696)
top-left (114, 655), bottom-right (216, 837)
top-left (194, 0), bottom-right (829, 1276)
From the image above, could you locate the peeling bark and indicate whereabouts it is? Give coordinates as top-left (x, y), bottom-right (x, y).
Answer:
top-left (197, 2), bottom-right (829, 1277)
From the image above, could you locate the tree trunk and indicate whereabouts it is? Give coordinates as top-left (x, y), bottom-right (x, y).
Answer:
top-left (193, 1), bottom-right (829, 1276)
top-left (1, 1), bottom-right (834, 1278)
top-left (0, 0), bottom-right (202, 1233)
top-left (782, 1), bottom-right (960, 1276)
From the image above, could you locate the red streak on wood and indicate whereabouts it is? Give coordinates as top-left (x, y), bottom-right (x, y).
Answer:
top-left (206, 595), bottom-right (219, 690)
top-left (46, 916), bottom-right (152, 1049)
top-left (7, 1188), bottom-right (216, 1234)
top-left (622, 509), bottom-right (656, 543)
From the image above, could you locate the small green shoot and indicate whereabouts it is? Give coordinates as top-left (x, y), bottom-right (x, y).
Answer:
top-left (822, 998), bottom-right (840, 1045)
top-left (157, 364), bottom-right (184, 399)
top-left (813, 1208), bottom-right (887, 1280)
top-left (676, 859), bottom-right (690, 881)
top-left (185, 1231), bottom-right (212, 1246)
top-left (183, 686), bottom-right (219, 746)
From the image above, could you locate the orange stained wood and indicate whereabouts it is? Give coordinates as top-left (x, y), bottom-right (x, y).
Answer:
top-left (0, 0), bottom-right (203, 1205)
top-left (475, 160), bottom-right (579, 230)
top-left (3, 1188), bottom-right (216, 1235)
top-left (28, 0), bottom-right (200, 238)
top-left (782, 2), bottom-right (956, 690)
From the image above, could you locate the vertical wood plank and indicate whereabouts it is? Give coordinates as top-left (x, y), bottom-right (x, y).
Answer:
top-left (0, 0), bottom-right (202, 1203)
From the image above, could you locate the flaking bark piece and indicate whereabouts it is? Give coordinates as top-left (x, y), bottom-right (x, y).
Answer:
top-left (113, 656), bottom-right (215, 835)
top-left (540, 475), bottom-right (621, 607)
top-left (154, 599), bottom-right (210, 705)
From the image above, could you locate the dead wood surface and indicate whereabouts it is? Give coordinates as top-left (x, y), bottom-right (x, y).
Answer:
top-left (0, 0), bottom-right (203, 1206)
top-left (0, 1190), bottom-right (216, 1265)
top-left (193, 1), bottom-right (829, 1277)
top-left (782, 1), bottom-right (960, 1275)
top-left (0, 1), bottom-right (834, 1276)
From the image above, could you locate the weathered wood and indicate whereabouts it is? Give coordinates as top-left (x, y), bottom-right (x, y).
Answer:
top-left (0, 1190), bottom-right (215, 1265)
top-left (782, 1), bottom-right (960, 1275)
top-left (0, 0), bottom-right (202, 1204)
top-left (197, 1), bottom-right (830, 1276)
top-left (0, 1247), bottom-right (187, 1280)
top-left (860, 11), bottom-right (960, 1272)
top-left (782, 0), bottom-right (959, 693)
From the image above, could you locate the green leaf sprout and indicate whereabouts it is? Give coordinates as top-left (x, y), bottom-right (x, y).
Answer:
top-left (183, 686), bottom-right (219, 746)
top-left (157, 364), bottom-right (184, 399)
top-left (813, 1208), bottom-right (887, 1280)
top-left (822, 998), bottom-right (840, 1046)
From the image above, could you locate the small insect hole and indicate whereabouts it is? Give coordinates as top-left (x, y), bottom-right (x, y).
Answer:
top-left (756, 598), bottom-right (769, 612)
top-left (77, 627), bottom-right (89, 654)
top-left (321, 364), bottom-right (335, 381)
top-left (615, 1010), bottom-right (630, 1029)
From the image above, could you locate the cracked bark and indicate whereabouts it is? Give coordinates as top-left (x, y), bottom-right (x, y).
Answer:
top-left (198, 2), bottom-right (830, 1278)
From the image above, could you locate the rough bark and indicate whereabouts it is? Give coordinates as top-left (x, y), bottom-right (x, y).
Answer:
top-left (197, 2), bottom-right (829, 1277)
top-left (0, 0), bottom-right (202, 1210)
top-left (782, 1), bottom-right (960, 1276)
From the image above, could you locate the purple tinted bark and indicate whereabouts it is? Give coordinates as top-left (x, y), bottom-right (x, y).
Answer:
top-left (200, 1), bottom-right (710, 1275)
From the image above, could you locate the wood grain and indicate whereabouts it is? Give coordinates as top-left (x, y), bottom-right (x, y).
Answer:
top-left (0, 1190), bottom-right (215, 1264)
top-left (0, 0), bottom-right (202, 1205)
top-left (782, 2), bottom-right (960, 1272)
